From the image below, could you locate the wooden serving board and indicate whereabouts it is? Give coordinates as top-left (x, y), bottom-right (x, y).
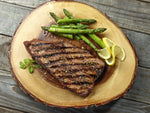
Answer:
top-left (9, 1), bottom-right (137, 108)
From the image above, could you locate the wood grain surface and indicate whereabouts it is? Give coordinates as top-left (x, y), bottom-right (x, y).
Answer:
top-left (0, 0), bottom-right (150, 113)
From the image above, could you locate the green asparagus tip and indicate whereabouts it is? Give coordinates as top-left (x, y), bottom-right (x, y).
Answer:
top-left (103, 28), bottom-right (107, 31)
top-left (63, 9), bottom-right (67, 11)
top-left (63, 9), bottom-right (68, 13)
top-left (49, 12), bottom-right (54, 15)
top-left (41, 26), bottom-right (49, 31)
top-left (95, 28), bottom-right (107, 33)
top-left (49, 12), bottom-right (56, 17)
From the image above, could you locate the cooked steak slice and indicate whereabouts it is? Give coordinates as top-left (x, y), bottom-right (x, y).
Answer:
top-left (24, 39), bottom-right (105, 97)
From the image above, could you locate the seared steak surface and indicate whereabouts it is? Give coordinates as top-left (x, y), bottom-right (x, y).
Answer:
top-left (24, 38), bottom-right (105, 97)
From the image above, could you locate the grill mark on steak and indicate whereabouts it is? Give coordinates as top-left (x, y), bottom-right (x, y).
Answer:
top-left (32, 46), bottom-right (88, 58)
top-left (44, 56), bottom-right (93, 66)
top-left (30, 40), bottom-right (75, 49)
top-left (63, 81), bottom-right (93, 85)
top-left (49, 59), bottom-right (100, 67)
top-left (49, 63), bottom-right (94, 68)
top-left (34, 46), bottom-right (77, 53)
top-left (55, 71), bottom-right (98, 78)
top-left (65, 84), bottom-right (93, 92)
top-left (24, 39), bottom-right (105, 97)
top-left (31, 42), bottom-right (57, 46)
top-left (34, 51), bottom-right (88, 58)
top-left (56, 74), bottom-right (95, 78)
top-left (45, 57), bottom-right (102, 69)
top-left (58, 74), bottom-right (95, 85)
top-left (33, 47), bottom-right (86, 56)
top-left (47, 63), bottom-right (102, 75)
top-left (38, 53), bottom-right (93, 64)
top-left (54, 69), bottom-right (102, 83)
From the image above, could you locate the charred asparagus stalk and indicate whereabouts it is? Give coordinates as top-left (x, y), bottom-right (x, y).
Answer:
top-left (57, 18), bottom-right (96, 24)
top-left (50, 12), bottom-right (60, 22)
top-left (63, 9), bottom-right (82, 40)
top-left (88, 34), bottom-right (105, 48)
top-left (63, 9), bottom-right (106, 48)
top-left (74, 35), bottom-right (81, 41)
top-left (51, 24), bottom-right (89, 29)
top-left (49, 12), bottom-right (73, 39)
top-left (54, 33), bottom-right (73, 39)
top-left (63, 9), bottom-right (75, 19)
top-left (63, 10), bottom-right (82, 40)
top-left (42, 26), bottom-right (106, 34)
top-left (78, 34), bottom-right (99, 51)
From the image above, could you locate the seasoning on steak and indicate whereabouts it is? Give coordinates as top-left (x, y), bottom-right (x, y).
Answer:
top-left (24, 39), bottom-right (105, 97)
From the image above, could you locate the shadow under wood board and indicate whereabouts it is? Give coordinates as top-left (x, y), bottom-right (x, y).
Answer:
top-left (8, 1), bottom-right (137, 108)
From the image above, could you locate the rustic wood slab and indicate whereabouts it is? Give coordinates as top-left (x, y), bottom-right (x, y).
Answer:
top-left (0, 0), bottom-right (150, 112)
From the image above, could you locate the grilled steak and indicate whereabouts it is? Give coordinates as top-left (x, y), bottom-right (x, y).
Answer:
top-left (24, 38), bottom-right (105, 97)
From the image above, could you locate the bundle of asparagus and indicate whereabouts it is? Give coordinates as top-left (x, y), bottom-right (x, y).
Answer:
top-left (42, 9), bottom-right (106, 52)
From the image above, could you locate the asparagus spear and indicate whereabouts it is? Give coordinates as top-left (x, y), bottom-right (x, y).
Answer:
top-left (42, 27), bottom-right (106, 34)
top-left (49, 12), bottom-right (60, 22)
top-left (63, 9), bottom-right (84, 25)
top-left (63, 16), bottom-right (69, 19)
top-left (49, 12), bottom-right (73, 39)
top-left (88, 34), bottom-right (105, 48)
top-left (63, 9), bottom-right (82, 40)
top-left (54, 33), bottom-right (73, 39)
top-left (51, 24), bottom-right (89, 29)
top-left (78, 35), bottom-right (99, 51)
top-left (63, 9), bottom-right (106, 49)
top-left (74, 35), bottom-right (81, 41)
top-left (63, 9), bottom-right (106, 48)
top-left (63, 9), bottom-right (74, 19)
top-left (57, 18), bottom-right (96, 24)
top-left (63, 9), bottom-right (83, 27)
